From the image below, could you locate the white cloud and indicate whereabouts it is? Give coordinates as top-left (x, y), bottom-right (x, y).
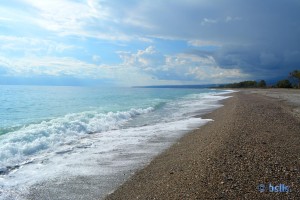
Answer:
top-left (0, 43), bottom-right (249, 86)
top-left (0, 35), bottom-right (75, 54)
top-left (21, 0), bottom-right (116, 39)
top-left (187, 66), bottom-right (247, 82)
top-left (123, 17), bottom-right (156, 30)
top-left (163, 52), bottom-right (249, 83)
top-left (165, 53), bottom-right (215, 67)
top-left (92, 55), bottom-right (101, 63)
top-left (0, 5), bottom-right (32, 24)
top-left (175, 53), bottom-right (249, 82)
top-left (118, 46), bottom-right (164, 69)
top-left (201, 18), bottom-right (218, 26)
top-left (0, 54), bottom-right (165, 86)
top-left (116, 46), bottom-right (248, 83)
top-left (0, 56), bottom-right (107, 78)
top-left (23, 0), bottom-right (109, 26)
top-left (225, 16), bottom-right (242, 23)
top-left (19, 0), bottom-right (152, 42)
top-left (187, 40), bottom-right (220, 47)
top-left (0, 17), bottom-right (14, 22)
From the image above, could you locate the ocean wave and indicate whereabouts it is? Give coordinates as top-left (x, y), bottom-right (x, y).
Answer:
top-left (0, 89), bottom-right (233, 199)
top-left (0, 107), bottom-right (154, 169)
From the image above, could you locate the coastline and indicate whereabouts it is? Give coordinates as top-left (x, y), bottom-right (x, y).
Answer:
top-left (105, 89), bottom-right (300, 199)
top-left (22, 89), bottom-right (229, 200)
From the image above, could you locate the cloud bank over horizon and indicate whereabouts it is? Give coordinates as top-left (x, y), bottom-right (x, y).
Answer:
top-left (0, 0), bottom-right (299, 86)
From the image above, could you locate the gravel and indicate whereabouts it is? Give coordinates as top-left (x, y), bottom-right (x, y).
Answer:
top-left (105, 90), bottom-right (300, 199)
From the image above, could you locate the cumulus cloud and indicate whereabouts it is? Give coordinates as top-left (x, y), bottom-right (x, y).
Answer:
top-left (118, 46), bottom-right (164, 70)
top-left (116, 46), bottom-right (248, 83)
top-left (164, 53), bottom-right (247, 83)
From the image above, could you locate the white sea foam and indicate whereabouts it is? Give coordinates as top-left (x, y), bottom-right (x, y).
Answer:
top-left (0, 90), bottom-right (234, 200)
top-left (0, 107), bottom-right (154, 170)
top-left (0, 117), bottom-right (211, 200)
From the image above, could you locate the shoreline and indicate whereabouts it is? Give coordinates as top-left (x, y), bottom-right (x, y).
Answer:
top-left (106, 90), bottom-right (300, 199)
top-left (22, 90), bottom-right (230, 200)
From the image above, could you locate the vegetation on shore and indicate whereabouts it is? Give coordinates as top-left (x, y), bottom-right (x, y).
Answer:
top-left (216, 70), bottom-right (300, 89)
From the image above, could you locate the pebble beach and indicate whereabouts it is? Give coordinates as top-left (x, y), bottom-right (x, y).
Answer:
top-left (106, 89), bottom-right (300, 199)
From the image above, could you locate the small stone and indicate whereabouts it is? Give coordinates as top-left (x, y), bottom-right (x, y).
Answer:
top-left (227, 176), bottom-right (233, 181)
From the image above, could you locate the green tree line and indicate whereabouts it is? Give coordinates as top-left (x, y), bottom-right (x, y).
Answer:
top-left (217, 70), bottom-right (300, 89)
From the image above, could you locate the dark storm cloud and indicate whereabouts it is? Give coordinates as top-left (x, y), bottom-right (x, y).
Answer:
top-left (116, 0), bottom-right (300, 79)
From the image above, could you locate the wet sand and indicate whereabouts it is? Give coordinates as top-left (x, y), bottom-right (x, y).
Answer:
top-left (106, 89), bottom-right (300, 199)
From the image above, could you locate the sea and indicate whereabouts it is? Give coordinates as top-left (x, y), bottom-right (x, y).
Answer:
top-left (0, 85), bottom-right (233, 199)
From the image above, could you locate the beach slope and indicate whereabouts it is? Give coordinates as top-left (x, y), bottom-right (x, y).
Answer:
top-left (106, 90), bottom-right (300, 199)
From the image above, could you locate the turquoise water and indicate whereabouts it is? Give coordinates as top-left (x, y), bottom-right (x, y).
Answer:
top-left (0, 85), bottom-right (211, 132)
top-left (0, 85), bottom-right (232, 199)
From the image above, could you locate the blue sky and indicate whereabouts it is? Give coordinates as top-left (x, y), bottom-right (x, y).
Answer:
top-left (0, 0), bottom-right (299, 86)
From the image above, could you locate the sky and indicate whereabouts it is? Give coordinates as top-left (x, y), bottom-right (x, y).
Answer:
top-left (0, 0), bottom-right (299, 86)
